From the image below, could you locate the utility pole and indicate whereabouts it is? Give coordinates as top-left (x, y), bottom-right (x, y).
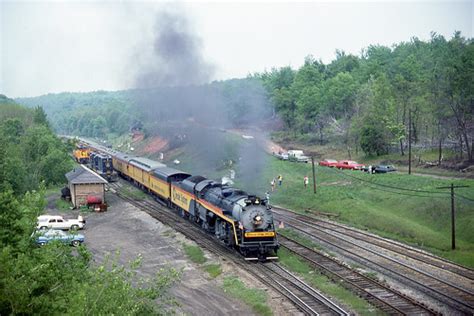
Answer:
top-left (408, 109), bottom-right (412, 175)
top-left (436, 184), bottom-right (469, 250)
top-left (311, 156), bottom-right (317, 194)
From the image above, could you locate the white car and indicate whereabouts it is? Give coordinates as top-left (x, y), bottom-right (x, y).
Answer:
top-left (37, 215), bottom-right (85, 231)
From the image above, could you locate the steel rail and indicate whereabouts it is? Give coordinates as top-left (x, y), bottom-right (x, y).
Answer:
top-left (273, 206), bottom-right (474, 281)
top-left (279, 235), bottom-right (437, 315)
top-left (108, 182), bottom-right (349, 315)
top-left (274, 212), bottom-right (474, 314)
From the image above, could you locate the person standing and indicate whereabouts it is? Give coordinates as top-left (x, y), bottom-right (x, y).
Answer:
top-left (304, 175), bottom-right (309, 188)
top-left (270, 178), bottom-right (275, 191)
top-left (278, 175), bottom-right (283, 186)
top-left (265, 191), bottom-right (270, 204)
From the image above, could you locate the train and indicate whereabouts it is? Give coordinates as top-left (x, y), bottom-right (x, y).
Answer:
top-left (78, 139), bottom-right (279, 261)
top-left (73, 145), bottom-right (90, 164)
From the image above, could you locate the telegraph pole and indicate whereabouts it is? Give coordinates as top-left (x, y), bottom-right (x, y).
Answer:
top-left (408, 109), bottom-right (412, 175)
top-left (311, 156), bottom-right (317, 194)
top-left (436, 184), bottom-right (469, 250)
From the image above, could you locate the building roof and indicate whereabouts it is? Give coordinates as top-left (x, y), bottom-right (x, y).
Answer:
top-left (65, 165), bottom-right (108, 185)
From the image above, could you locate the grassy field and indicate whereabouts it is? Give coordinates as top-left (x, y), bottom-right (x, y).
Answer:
top-left (252, 157), bottom-right (474, 267)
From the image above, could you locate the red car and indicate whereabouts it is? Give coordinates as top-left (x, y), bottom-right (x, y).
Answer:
top-left (319, 159), bottom-right (338, 167)
top-left (335, 160), bottom-right (365, 170)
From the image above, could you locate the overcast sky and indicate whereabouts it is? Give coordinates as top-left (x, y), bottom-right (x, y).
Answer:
top-left (1, 1), bottom-right (472, 98)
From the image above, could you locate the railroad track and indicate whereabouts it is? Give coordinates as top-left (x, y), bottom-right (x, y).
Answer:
top-left (274, 206), bottom-right (474, 281)
top-left (253, 262), bottom-right (349, 315)
top-left (272, 207), bottom-right (474, 314)
top-left (279, 234), bottom-right (437, 315)
top-left (108, 181), bottom-right (348, 315)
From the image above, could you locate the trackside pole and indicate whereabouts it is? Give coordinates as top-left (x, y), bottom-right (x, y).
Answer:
top-left (436, 183), bottom-right (469, 250)
top-left (311, 157), bottom-right (316, 194)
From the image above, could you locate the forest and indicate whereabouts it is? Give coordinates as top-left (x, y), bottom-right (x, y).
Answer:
top-left (17, 32), bottom-right (473, 163)
top-left (0, 97), bottom-right (177, 314)
top-left (259, 32), bottom-right (473, 161)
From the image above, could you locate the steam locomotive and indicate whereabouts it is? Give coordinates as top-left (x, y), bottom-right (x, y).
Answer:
top-left (80, 140), bottom-right (279, 261)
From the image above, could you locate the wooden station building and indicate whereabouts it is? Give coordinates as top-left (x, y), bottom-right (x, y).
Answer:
top-left (65, 165), bottom-right (108, 208)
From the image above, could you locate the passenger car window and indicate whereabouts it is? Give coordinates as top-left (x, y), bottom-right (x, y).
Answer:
top-left (49, 219), bottom-right (56, 223)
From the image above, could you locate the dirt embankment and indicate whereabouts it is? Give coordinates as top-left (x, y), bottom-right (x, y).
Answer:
top-left (142, 136), bottom-right (168, 155)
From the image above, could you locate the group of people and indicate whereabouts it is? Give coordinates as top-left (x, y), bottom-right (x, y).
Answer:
top-left (270, 175), bottom-right (283, 191)
top-left (265, 174), bottom-right (310, 204)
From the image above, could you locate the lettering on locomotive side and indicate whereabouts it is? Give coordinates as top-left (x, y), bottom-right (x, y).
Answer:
top-left (173, 190), bottom-right (188, 205)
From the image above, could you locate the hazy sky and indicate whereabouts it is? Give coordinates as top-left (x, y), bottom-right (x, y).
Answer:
top-left (1, 1), bottom-right (472, 98)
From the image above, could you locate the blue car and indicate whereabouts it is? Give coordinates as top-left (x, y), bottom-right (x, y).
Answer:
top-left (34, 229), bottom-right (85, 247)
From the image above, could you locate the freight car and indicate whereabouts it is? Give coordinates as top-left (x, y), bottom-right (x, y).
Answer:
top-left (84, 140), bottom-right (279, 261)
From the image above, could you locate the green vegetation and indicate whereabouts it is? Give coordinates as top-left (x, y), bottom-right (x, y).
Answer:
top-left (0, 100), bottom-right (73, 195)
top-left (278, 248), bottom-right (382, 315)
top-left (0, 100), bottom-right (179, 314)
top-left (260, 33), bottom-right (473, 161)
top-left (119, 185), bottom-right (148, 200)
top-left (278, 228), bottom-right (324, 251)
top-left (182, 244), bottom-right (222, 278)
top-left (183, 244), bottom-right (207, 264)
top-left (203, 264), bottom-right (222, 278)
top-left (262, 158), bottom-right (474, 267)
top-left (55, 198), bottom-right (72, 210)
top-left (222, 276), bottom-right (273, 316)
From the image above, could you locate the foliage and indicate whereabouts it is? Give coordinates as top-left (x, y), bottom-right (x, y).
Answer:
top-left (259, 33), bottom-right (473, 160)
top-left (0, 100), bottom-right (179, 314)
top-left (0, 102), bottom-right (73, 195)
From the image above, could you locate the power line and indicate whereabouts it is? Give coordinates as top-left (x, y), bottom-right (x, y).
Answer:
top-left (360, 181), bottom-right (447, 198)
top-left (455, 193), bottom-right (474, 203)
top-left (328, 167), bottom-right (450, 196)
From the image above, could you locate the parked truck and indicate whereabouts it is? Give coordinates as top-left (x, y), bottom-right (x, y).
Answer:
top-left (287, 150), bottom-right (310, 163)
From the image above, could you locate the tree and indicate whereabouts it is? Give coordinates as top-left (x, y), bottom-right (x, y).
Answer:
top-left (33, 106), bottom-right (50, 128)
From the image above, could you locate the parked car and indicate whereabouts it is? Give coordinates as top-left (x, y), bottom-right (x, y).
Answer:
top-left (362, 165), bottom-right (397, 173)
top-left (319, 159), bottom-right (338, 167)
top-left (34, 229), bottom-right (85, 247)
top-left (37, 215), bottom-right (85, 231)
top-left (287, 150), bottom-right (310, 163)
top-left (335, 160), bottom-right (365, 170)
top-left (373, 165), bottom-right (397, 173)
top-left (273, 152), bottom-right (289, 160)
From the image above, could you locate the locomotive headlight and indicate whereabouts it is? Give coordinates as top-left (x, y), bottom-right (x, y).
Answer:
top-left (254, 215), bottom-right (263, 225)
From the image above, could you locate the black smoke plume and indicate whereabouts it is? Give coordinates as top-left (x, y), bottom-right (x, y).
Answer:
top-left (134, 10), bottom-right (214, 88)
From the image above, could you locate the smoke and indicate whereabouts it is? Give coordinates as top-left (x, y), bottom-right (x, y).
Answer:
top-left (134, 9), bottom-right (214, 88)
top-left (131, 8), bottom-right (271, 192)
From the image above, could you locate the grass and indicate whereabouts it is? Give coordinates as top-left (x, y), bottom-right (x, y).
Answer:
top-left (182, 244), bottom-right (222, 278)
top-left (256, 157), bottom-right (474, 267)
top-left (118, 185), bottom-right (148, 200)
top-left (203, 264), bottom-right (222, 278)
top-left (55, 198), bottom-right (72, 210)
top-left (183, 244), bottom-right (207, 264)
top-left (222, 276), bottom-right (273, 316)
top-left (277, 248), bottom-right (384, 315)
top-left (278, 228), bottom-right (324, 251)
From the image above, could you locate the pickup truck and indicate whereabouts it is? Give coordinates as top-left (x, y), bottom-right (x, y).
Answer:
top-left (287, 150), bottom-right (310, 163)
top-left (37, 215), bottom-right (85, 231)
